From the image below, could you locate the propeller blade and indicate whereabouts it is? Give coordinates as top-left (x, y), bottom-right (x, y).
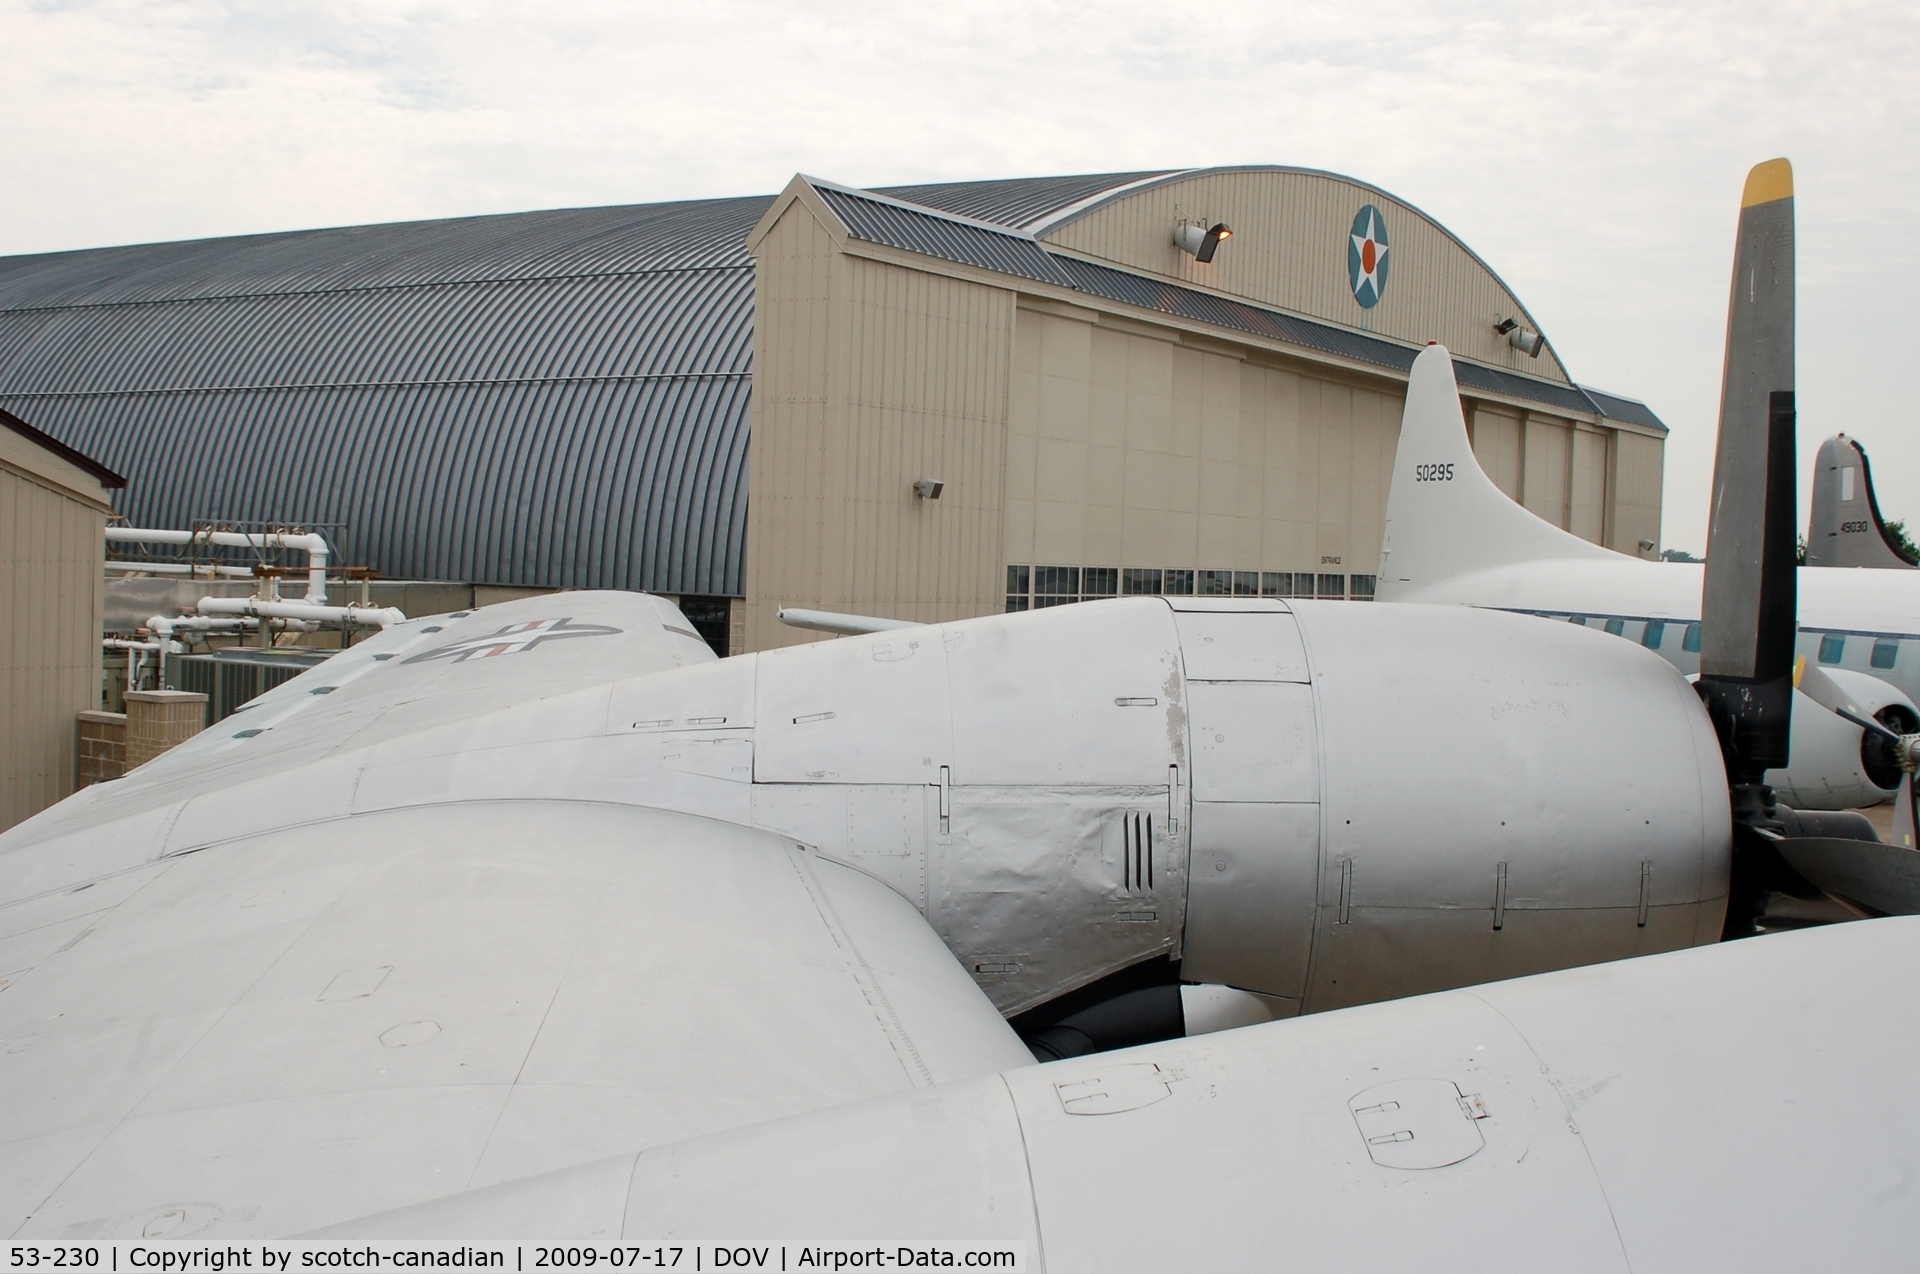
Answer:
top-left (1834, 705), bottom-right (1905, 748)
top-left (1695, 159), bottom-right (1798, 794)
top-left (1774, 831), bottom-right (1920, 915)
top-left (1895, 769), bottom-right (1918, 853)
top-left (1794, 654), bottom-right (1858, 718)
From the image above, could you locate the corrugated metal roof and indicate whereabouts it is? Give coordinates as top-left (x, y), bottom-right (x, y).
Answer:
top-left (14, 377), bottom-right (748, 595)
top-left (0, 406), bottom-right (125, 487)
top-left (0, 197), bottom-right (767, 594)
top-left (1449, 361), bottom-right (1602, 418)
top-left (0, 197), bottom-right (768, 306)
top-left (1050, 254), bottom-right (1416, 370)
top-left (1582, 386), bottom-right (1669, 434)
top-left (873, 171), bottom-right (1177, 231)
top-left (813, 185), bottom-right (1077, 290)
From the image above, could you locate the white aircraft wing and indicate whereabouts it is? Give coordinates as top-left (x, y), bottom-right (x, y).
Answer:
top-left (323, 916), bottom-right (1920, 1267)
top-left (0, 591), bottom-right (714, 902)
top-left (0, 798), bottom-right (1030, 1239)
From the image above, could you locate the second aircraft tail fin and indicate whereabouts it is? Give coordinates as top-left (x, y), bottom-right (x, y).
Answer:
top-left (1805, 433), bottom-right (1917, 569)
top-left (1377, 345), bottom-right (1612, 599)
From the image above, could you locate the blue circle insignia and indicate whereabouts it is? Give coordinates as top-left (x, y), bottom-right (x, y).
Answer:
top-left (1348, 205), bottom-right (1390, 309)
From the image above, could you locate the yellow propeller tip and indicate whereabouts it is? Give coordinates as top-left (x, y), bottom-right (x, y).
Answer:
top-left (1742, 158), bottom-right (1794, 208)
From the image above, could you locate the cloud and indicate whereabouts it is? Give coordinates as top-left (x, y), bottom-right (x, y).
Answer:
top-left (3, 0), bottom-right (1917, 548)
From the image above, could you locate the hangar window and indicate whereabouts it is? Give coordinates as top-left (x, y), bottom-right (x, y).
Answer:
top-left (1642, 620), bottom-right (1666, 650)
top-left (1683, 623), bottom-right (1702, 653)
top-left (1818, 633), bottom-right (1846, 665)
top-left (679, 596), bottom-right (732, 657)
top-left (1603, 618), bottom-right (1626, 636)
top-left (1872, 638), bottom-right (1900, 670)
top-left (1350, 575), bottom-right (1377, 601)
top-left (1035, 566), bottom-right (1079, 608)
top-left (1007, 564), bottom-right (1349, 605)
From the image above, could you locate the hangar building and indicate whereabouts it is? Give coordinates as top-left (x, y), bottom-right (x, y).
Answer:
top-left (0, 408), bottom-right (121, 830)
top-left (0, 167), bottom-right (1667, 655)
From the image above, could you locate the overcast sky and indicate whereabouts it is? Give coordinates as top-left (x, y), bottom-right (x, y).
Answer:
top-left (5, 0), bottom-right (1916, 552)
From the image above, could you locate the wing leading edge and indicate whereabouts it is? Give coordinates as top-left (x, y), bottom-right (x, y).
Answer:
top-left (0, 591), bottom-right (714, 903)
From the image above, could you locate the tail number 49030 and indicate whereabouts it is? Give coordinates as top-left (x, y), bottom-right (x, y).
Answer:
top-left (1415, 463), bottom-right (1455, 482)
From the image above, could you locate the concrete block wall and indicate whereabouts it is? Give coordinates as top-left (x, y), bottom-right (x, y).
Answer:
top-left (123, 690), bottom-right (208, 771)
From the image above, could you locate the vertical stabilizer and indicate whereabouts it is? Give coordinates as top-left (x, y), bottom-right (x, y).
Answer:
top-left (1806, 433), bottom-right (1917, 568)
top-left (1377, 345), bottom-right (1612, 599)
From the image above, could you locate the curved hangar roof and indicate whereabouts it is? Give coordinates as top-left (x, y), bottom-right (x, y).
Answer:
top-left (0, 168), bottom-right (1663, 594)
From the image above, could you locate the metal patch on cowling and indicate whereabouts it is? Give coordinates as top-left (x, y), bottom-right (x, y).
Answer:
top-left (1349, 1077), bottom-right (1489, 1169)
top-left (1348, 205), bottom-right (1391, 309)
top-left (403, 617), bottom-right (624, 664)
top-left (1056, 1062), bottom-right (1173, 1115)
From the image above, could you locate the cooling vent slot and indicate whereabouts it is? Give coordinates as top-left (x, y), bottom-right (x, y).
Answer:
top-left (1123, 812), bottom-right (1155, 893)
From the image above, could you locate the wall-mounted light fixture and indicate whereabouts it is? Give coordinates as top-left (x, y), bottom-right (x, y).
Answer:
top-left (1173, 221), bottom-right (1233, 263)
top-left (1494, 316), bottom-right (1546, 358)
top-left (912, 478), bottom-right (944, 500)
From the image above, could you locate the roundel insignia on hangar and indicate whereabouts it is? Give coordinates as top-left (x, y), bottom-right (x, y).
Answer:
top-left (1348, 205), bottom-right (1390, 309)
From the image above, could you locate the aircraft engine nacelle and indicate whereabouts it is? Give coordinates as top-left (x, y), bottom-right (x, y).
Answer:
top-left (1170, 599), bottom-right (1730, 1015)
top-left (1766, 667), bottom-right (1919, 811)
top-left (608, 597), bottom-right (1732, 1019)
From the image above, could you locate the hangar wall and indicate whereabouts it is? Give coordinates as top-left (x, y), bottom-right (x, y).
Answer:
top-left (1, 415), bottom-right (114, 831)
top-left (743, 203), bottom-right (1014, 653)
top-left (1470, 405), bottom-right (1665, 556)
top-left (1006, 305), bottom-right (1399, 583)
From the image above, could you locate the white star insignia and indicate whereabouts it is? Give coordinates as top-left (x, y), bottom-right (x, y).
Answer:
top-left (1351, 208), bottom-right (1388, 293)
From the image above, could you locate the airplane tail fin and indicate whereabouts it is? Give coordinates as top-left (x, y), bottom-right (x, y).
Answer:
top-left (1377, 345), bottom-right (1611, 599)
top-left (1805, 433), bottom-right (1917, 568)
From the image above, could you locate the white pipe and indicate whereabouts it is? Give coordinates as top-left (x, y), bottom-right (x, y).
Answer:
top-left (147, 614), bottom-right (253, 638)
top-left (776, 607), bottom-right (921, 636)
top-left (108, 528), bottom-right (332, 603)
top-left (197, 596), bottom-right (404, 629)
top-left (147, 614), bottom-right (318, 636)
top-left (106, 561), bottom-right (259, 579)
top-left (105, 637), bottom-right (182, 692)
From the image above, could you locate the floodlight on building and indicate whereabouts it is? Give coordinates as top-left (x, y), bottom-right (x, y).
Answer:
top-left (1173, 221), bottom-right (1233, 263)
top-left (912, 478), bottom-right (944, 500)
top-left (1494, 316), bottom-right (1545, 357)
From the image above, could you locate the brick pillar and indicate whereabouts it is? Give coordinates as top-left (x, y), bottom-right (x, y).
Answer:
top-left (124, 690), bottom-right (209, 771)
top-left (77, 711), bottom-right (128, 786)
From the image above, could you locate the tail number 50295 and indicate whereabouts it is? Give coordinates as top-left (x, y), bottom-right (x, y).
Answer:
top-left (1415, 463), bottom-right (1455, 482)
